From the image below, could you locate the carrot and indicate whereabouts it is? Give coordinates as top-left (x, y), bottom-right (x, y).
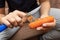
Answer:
top-left (27, 16), bottom-right (33, 22)
top-left (29, 16), bottom-right (54, 29)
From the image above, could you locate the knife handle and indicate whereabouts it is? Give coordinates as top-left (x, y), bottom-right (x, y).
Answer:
top-left (0, 24), bottom-right (7, 32)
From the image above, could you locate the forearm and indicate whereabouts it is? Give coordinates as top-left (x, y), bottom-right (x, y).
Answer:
top-left (0, 8), bottom-right (6, 24)
top-left (0, 8), bottom-right (5, 19)
top-left (39, 0), bottom-right (50, 16)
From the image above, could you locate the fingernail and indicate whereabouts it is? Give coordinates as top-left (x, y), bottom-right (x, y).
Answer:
top-left (36, 27), bottom-right (42, 30)
top-left (43, 24), bottom-right (46, 26)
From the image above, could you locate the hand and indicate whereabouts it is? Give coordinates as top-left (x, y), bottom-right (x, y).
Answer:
top-left (36, 15), bottom-right (56, 32)
top-left (1, 10), bottom-right (27, 28)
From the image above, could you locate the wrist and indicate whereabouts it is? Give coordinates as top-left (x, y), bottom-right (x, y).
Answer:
top-left (40, 14), bottom-right (49, 18)
top-left (0, 17), bottom-right (4, 24)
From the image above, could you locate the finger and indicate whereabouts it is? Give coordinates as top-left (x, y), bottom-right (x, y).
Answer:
top-left (36, 27), bottom-right (43, 30)
top-left (12, 14), bottom-right (22, 26)
top-left (18, 17), bottom-right (27, 27)
top-left (13, 10), bottom-right (27, 18)
top-left (18, 16), bottom-right (27, 27)
top-left (22, 17), bottom-right (27, 23)
top-left (43, 20), bottom-right (56, 27)
top-left (13, 15), bottom-right (22, 26)
top-left (1, 18), bottom-right (11, 27)
top-left (36, 27), bottom-right (50, 32)
top-left (13, 14), bottom-right (22, 22)
top-left (19, 22), bottom-right (23, 27)
top-left (8, 13), bottom-right (18, 27)
top-left (13, 21), bottom-right (18, 27)
top-left (7, 17), bottom-right (17, 26)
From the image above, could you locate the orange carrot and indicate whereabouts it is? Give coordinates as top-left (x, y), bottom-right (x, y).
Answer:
top-left (29, 16), bottom-right (54, 29)
top-left (28, 16), bottom-right (33, 22)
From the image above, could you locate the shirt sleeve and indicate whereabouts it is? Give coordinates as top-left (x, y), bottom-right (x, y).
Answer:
top-left (0, 0), bottom-right (5, 8)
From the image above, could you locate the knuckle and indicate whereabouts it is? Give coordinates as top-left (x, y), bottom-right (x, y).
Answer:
top-left (10, 19), bottom-right (15, 23)
top-left (14, 10), bottom-right (18, 12)
top-left (13, 10), bottom-right (19, 14)
top-left (16, 17), bottom-right (22, 22)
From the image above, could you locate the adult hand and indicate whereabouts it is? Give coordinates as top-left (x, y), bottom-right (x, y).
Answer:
top-left (1, 10), bottom-right (27, 28)
top-left (36, 15), bottom-right (56, 32)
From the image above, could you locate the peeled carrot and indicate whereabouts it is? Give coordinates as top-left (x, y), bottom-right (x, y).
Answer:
top-left (29, 16), bottom-right (54, 29)
top-left (28, 16), bottom-right (33, 22)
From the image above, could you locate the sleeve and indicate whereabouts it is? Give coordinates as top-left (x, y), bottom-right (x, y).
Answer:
top-left (0, 0), bottom-right (5, 8)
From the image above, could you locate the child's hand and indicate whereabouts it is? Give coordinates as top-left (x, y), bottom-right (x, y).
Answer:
top-left (36, 15), bottom-right (56, 32)
top-left (1, 10), bottom-right (27, 28)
